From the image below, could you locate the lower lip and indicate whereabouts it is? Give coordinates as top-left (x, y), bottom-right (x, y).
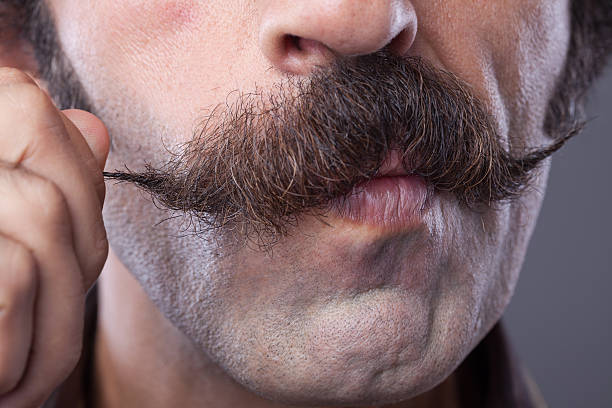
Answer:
top-left (328, 176), bottom-right (429, 228)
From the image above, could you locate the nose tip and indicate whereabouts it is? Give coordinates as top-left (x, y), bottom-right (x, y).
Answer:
top-left (259, 0), bottom-right (418, 75)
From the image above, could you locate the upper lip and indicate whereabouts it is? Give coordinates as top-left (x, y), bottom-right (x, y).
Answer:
top-left (375, 150), bottom-right (410, 177)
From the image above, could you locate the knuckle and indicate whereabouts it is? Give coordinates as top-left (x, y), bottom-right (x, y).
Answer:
top-left (6, 173), bottom-right (73, 240)
top-left (0, 169), bottom-right (69, 232)
top-left (0, 83), bottom-right (63, 166)
top-left (27, 177), bottom-right (70, 223)
top-left (0, 80), bottom-right (58, 136)
top-left (6, 244), bottom-right (37, 297)
top-left (4, 81), bottom-right (52, 113)
top-left (0, 67), bottom-right (36, 87)
top-left (0, 243), bottom-right (36, 316)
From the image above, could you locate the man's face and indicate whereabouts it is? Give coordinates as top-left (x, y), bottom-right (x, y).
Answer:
top-left (47, 0), bottom-right (570, 405)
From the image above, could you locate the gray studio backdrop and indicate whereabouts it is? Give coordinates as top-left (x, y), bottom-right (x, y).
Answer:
top-left (505, 66), bottom-right (612, 407)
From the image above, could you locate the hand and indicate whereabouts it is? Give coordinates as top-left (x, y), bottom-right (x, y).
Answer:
top-left (0, 68), bottom-right (109, 408)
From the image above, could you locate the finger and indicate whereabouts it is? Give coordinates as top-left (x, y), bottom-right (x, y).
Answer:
top-left (0, 67), bottom-right (108, 287)
top-left (0, 165), bottom-right (84, 407)
top-left (61, 109), bottom-right (110, 171)
top-left (0, 69), bottom-right (36, 88)
top-left (0, 235), bottom-right (37, 395)
top-left (61, 109), bottom-right (110, 204)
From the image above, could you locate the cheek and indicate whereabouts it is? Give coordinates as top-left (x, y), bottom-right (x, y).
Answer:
top-left (481, 162), bottom-right (551, 333)
top-left (141, 0), bottom-right (201, 30)
top-left (54, 0), bottom-right (205, 46)
top-left (491, 1), bottom-right (571, 146)
top-left (54, 0), bottom-right (209, 96)
top-left (412, 0), bottom-right (570, 146)
top-left (52, 0), bottom-right (272, 148)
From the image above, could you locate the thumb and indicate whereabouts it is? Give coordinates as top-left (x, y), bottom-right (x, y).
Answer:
top-left (61, 109), bottom-right (110, 172)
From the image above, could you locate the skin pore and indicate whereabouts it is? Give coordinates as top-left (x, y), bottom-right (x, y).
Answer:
top-left (40, 0), bottom-right (571, 407)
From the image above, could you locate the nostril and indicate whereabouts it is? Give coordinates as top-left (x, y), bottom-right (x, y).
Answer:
top-left (386, 25), bottom-right (418, 57)
top-left (279, 35), bottom-right (336, 74)
top-left (284, 34), bottom-right (303, 53)
top-left (284, 35), bottom-right (329, 56)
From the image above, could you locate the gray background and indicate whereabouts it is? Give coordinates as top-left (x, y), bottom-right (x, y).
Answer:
top-left (505, 65), bottom-right (612, 407)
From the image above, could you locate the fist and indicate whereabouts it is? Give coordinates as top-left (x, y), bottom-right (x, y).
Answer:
top-left (0, 68), bottom-right (109, 407)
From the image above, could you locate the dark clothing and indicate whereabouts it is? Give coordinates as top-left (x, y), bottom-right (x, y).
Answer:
top-left (454, 323), bottom-right (546, 407)
top-left (45, 288), bottom-right (546, 408)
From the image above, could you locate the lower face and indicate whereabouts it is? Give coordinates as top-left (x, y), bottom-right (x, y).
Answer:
top-left (50, 0), bottom-right (569, 405)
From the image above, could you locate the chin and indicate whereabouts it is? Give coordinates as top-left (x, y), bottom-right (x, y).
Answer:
top-left (234, 338), bottom-right (462, 407)
top-left (213, 274), bottom-right (485, 408)
top-left (226, 288), bottom-right (494, 407)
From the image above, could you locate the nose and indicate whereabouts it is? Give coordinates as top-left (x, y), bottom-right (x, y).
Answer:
top-left (259, 0), bottom-right (418, 75)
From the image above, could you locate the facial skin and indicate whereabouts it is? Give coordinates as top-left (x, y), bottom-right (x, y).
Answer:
top-left (42, 0), bottom-right (570, 406)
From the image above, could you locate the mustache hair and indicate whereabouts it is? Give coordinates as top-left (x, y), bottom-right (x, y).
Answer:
top-left (104, 52), bottom-right (576, 241)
